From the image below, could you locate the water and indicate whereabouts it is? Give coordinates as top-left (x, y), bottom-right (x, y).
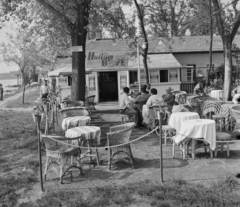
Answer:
top-left (0, 78), bottom-right (19, 89)
top-left (0, 78), bottom-right (20, 95)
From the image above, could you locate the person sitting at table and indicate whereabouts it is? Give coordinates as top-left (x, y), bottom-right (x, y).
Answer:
top-left (193, 81), bottom-right (205, 95)
top-left (119, 87), bottom-right (143, 127)
top-left (145, 88), bottom-right (160, 129)
top-left (132, 86), bottom-right (151, 112)
top-left (162, 87), bottom-right (176, 112)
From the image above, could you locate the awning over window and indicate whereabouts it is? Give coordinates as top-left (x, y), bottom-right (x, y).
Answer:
top-left (48, 66), bottom-right (91, 77)
top-left (128, 53), bottom-right (182, 69)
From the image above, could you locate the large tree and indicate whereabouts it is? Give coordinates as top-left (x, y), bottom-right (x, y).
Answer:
top-left (212, 0), bottom-right (240, 101)
top-left (35, 0), bottom-right (92, 101)
top-left (146, 0), bottom-right (193, 37)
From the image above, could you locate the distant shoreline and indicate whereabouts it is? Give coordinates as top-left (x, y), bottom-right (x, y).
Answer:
top-left (0, 77), bottom-right (18, 80)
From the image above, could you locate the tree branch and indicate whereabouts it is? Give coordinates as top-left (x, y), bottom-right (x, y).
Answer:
top-left (212, 0), bottom-right (225, 37)
top-left (231, 13), bottom-right (240, 42)
top-left (35, 0), bottom-right (74, 30)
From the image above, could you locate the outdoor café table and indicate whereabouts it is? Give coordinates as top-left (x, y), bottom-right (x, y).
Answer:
top-left (173, 119), bottom-right (216, 159)
top-left (65, 126), bottom-right (101, 164)
top-left (61, 116), bottom-right (91, 131)
top-left (220, 104), bottom-right (236, 130)
top-left (210, 90), bottom-right (223, 100)
top-left (202, 100), bottom-right (224, 118)
top-left (168, 112), bottom-right (200, 132)
top-left (65, 126), bottom-right (101, 144)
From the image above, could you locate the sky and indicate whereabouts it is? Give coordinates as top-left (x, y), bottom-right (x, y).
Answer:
top-left (0, 0), bottom-right (235, 74)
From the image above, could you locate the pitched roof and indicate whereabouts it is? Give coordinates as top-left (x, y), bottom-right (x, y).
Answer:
top-left (58, 35), bottom-right (240, 56)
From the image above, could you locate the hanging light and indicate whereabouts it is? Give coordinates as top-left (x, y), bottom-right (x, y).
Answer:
top-left (236, 1), bottom-right (240, 11)
top-left (185, 29), bottom-right (191, 37)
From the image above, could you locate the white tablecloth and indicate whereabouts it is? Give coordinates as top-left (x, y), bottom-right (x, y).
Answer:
top-left (168, 112), bottom-right (200, 132)
top-left (210, 90), bottom-right (223, 100)
top-left (61, 116), bottom-right (91, 130)
top-left (173, 119), bottom-right (216, 150)
top-left (65, 126), bottom-right (101, 144)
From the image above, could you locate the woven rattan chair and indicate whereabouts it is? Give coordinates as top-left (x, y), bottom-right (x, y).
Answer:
top-left (85, 95), bottom-right (96, 114)
top-left (107, 122), bottom-right (136, 170)
top-left (215, 132), bottom-right (231, 157)
top-left (41, 134), bottom-right (84, 184)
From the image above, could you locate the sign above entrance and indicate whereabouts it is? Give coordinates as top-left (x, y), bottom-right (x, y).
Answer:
top-left (87, 51), bottom-right (128, 68)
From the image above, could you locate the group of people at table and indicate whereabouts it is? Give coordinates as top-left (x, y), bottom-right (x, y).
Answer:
top-left (118, 79), bottom-right (239, 158)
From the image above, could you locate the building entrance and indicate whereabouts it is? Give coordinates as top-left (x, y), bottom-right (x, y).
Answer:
top-left (98, 72), bottom-right (118, 102)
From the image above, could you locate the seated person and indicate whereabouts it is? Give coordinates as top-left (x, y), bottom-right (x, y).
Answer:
top-left (132, 87), bottom-right (151, 112)
top-left (119, 87), bottom-right (143, 127)
top-left (162, 87), bottom-right (175, 112)
top-left (40, 79), bottom-right (50, 99)
top-left (232, 85), bottom-right (240, 104)
top-left (146, 88), bottom-right (160, 128)
top-left (193, 81), bottom-right (205, 95)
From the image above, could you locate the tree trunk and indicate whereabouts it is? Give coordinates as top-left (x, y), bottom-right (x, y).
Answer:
top-left (22, 71), bottom-right (25, 104)
top-left (223, 35), bottom-right (232, 101)
top-left (207, 0), bottom-right (213, 87)
top-left (71, 3), bottom-right (87, 101)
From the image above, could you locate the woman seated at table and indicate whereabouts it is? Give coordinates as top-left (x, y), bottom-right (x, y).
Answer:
top-left (231, 85), bottom-right (240, 104)
top-left (146, 88), bottom-right (161, 128)
top-left (193, 81), bottom-right (205, 95)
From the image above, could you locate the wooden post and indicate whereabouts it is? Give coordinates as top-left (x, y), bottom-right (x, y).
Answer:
top-left (158, 105), bottom-right (163, 183)
top-left (45, 103), bottom-right (49, 135)
top-left (35, 115), bottom-right (44, 192)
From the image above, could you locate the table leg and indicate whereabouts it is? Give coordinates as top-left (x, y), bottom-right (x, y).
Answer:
top-left (87, 139), bottom-right (92, 162)
top-left (191, 139), bottom-right (196, 160)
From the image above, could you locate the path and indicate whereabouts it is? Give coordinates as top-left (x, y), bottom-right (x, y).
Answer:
top-left (0, 88), bottom-right (38, 110)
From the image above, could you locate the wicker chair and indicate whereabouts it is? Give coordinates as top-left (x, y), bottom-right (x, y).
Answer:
top-left (41, 134), bottom-right (84, 184)
top-left (85, 95), bottom-right (96, 114)
top-left (231, 105), bottom-right (240, 134)
top-left (215, 132), bottom-right (231, 157)
top-left (107, 122), bottom-right (136, 170)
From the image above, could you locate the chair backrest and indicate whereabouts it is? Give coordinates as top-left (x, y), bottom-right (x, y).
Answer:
top-left (59, 107), bottom-right (87, 118)
top-left (63, 100), bottom-right (84, 107)
top-left (107, 122), bottom-right (135, 146)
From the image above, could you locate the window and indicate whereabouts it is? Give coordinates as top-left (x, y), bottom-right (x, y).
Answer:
top-left (150, 70), bottom-right (159, 83)
top-left (169, 69), bottom-right (178, 82)
top-left (67, 76), bottom-right (72, 86)
top-left (159, 70), bottom-right (168, 82)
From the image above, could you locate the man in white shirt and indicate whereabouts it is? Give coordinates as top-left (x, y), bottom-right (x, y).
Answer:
top-left (119, 87), bottom-right (142, 127)
top-left (40, 79), bottom-right (50, 99)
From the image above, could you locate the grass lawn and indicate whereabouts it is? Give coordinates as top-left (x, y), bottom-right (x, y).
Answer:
top-left (5, 88), bottom-right (40, 108)
top-left (1, 109), bottom-right (240, 207)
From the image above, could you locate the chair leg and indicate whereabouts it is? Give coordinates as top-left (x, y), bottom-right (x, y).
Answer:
top-left (164, 131), bottom-right (167, 146)
top-left (182, 143), bottom-right (186, 160)
top-left (215, 144), bottom-right (218, 157)
top-left (59, 159), bottom-right (64, 184)
top-left (128, 146), bottom-right (135, 169)
top-left (227, 142), bottom-right (230, 157)
top-left (108, 149), bottom-right (112, 170)
top-left (172, 142), bottom-right (175, 158)
top-left (209, 148), bottom-right (213, 159)
top-left (191, 139), bottom-right (196, 160)
top-left (95, 148), bottom-right (100, 166)
top-left (44, 156), bottom-right (49, 181)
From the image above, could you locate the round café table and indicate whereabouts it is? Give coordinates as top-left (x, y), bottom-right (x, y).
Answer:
top-left (65, 126), bottom-right (101, 165)
top-left (61, 116), bottom-right (91, 131)
top-left (168, 112), bottom-right (200, 132)
top-left (173, 119), bottom-right (216, 159)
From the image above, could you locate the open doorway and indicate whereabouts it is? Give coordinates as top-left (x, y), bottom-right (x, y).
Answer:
top-left (98, 72), bottom-right (118, 102)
